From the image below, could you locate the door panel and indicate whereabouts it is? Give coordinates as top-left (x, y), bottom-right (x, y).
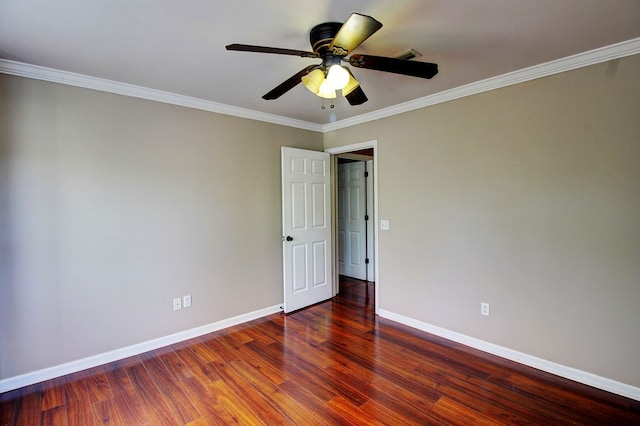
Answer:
top-left (312, 183), bottom-right (326, 227)
top-left (312, 241), bottom-right (327, 284)
top-left (282, 147), bottom-right (332, 313)
top-left (292, 244), bottom-right (307, 292)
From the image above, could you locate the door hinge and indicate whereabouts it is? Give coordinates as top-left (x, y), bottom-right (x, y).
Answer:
top-left (365, 171), bottom-right (369, 177)
top-left (364, 214), bottom-right (369, 221)
top-left (365, 258), bottom-right (370, 264)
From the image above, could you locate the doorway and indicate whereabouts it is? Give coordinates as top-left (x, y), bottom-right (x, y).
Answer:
top-left (326, 140), bottom-right (379, 314)
top-left (337, 156), bottom-right (374, 281)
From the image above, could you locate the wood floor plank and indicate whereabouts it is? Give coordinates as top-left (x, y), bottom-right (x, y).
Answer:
top-left (0, 390), bottom-right (18, 425)
top-left (179, 376), bottom-right (236, 426)
top-left (277, 379), bottom-right (352, 425)
top-left (206, 380), bottom-right (266, 425)
top-left (368, 376), bottom-right (445, 424)
top-left (275, 329), bottom-right (335, 370)
top-left (61, 374), bottom-right (94, 426)
top-left (157, 347), bottom-right (194, 383)
top-left (141, 354), bottom-right (201, 424)
top-left (3, 278), bottom-right (640, 425)
top-left (227, 359), bottom-right (326, 425)
top-left (240, 320), bottom-right (279, 346)
top-left (104, 362), bottom-right (149, 425)
top-left (191, 336), bottom-right (232, 364)
top-left (125, 361), bottom-right (179, 425)
top-left (432, 396), bottom-right (499, 426)
top-left (40, 405), bottom-right (67, 426)
top-left (85, 367), bottom-right (113, 404)
top-left (360, 398), bottom-right (425, 426)
top-left (214, 333), bottom-right (288, 385)
top-left (326, 395), bottom-right (384, 426)
top-left (249, 339), bottom-right (370, 407)
top-left (268, 313), bottom-right (328, 345)
top-left (184, 418), bottom-right (209, 426)
top-left (223, 327), bottom-right (255, 345)
top-left (13, 384), bottom-right (41, 426)
top-left (321, 338), bottom-right (442, 405)
top-left (40, 377), bottom-right (66, 411)
top-left (187, 339), bottom-right (222, 365)
top-left (172, 343), bottom-right (217, 385)
top-left (65, 402), bottom-right (94, 426)
top-left (206, 359), bottom-right (294, 425)
top-left (91, 398), bottom-right (121, 425)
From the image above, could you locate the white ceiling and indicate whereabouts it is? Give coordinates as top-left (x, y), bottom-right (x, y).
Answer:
top-left (1, 0), bottom-right (640, 126)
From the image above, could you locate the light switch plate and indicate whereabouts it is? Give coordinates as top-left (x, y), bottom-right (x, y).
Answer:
top-left (380, 220), bottom-right (390, 230)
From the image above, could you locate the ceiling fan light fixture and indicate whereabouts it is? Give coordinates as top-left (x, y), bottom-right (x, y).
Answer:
top-left (301, 68), bottom-right (325, 94)
top-left (325, 64), bottom-right (350, 90)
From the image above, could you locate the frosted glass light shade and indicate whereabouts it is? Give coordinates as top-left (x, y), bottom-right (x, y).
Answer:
top-left (341, 73), bottom-right (360, 96)
top-left (301, 69), bottom-right (325, 94)
top-left (317, 80), bottom-right (337, 99)
top-left (326, 65), bottom-right (350, 90)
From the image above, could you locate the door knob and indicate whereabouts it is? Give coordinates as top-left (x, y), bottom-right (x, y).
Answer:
top-left (286, 236), bottom-right (293, 241)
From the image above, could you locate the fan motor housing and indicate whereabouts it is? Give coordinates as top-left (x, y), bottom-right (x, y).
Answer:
top-left (310, 22), bottom-right (341, 54)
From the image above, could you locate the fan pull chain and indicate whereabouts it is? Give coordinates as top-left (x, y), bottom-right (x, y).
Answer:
top-left (321, 99), bottom-right (335, 110)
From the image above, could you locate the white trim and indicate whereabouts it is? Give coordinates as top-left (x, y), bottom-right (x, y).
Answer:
top-left (2, 38), bottom-right (638, 134)
top-left (0, 60), bottom-right (323, 133)
top-left (378, 309), bottom-right (640, 402)
top-left (326, 140), bottom-right (380, 314)
top-left (322, 37), bottom-right (640, 132)
top-left (0, 304), bottom-right (282, 393)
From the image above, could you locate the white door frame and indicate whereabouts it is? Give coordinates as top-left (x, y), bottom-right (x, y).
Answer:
top-left (326, 140), bottom-right (379, 314)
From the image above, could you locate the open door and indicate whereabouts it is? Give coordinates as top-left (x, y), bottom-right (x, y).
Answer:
top-left (281, 147), bottom-right (333, 313)
top-left (338, 161), bottom-right (367, 280)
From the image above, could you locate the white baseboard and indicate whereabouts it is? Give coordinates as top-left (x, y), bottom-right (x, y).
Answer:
top-left (0, 304), bottom-right (283, 393)
top-left (378, 309), bottom-right (640, 402)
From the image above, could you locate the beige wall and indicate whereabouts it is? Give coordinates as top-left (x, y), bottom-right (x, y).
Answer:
top-left (0, 74), bottom-right (322, 379)
top-left (325, 54), bottom-right (640, 387)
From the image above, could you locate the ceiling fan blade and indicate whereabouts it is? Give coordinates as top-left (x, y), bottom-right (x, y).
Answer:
top-left (345, 86), bottom-right (368, 106)
top-left (329, 13), bottom-right (383, 56)
top-left (262, 65), bottom-right (320, 100)
top-left (348, 54), bottom-right (438, 79)
top-left (226, 43), bottom-right (319, 58)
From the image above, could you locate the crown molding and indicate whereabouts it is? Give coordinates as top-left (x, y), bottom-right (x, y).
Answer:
top-left (0, 60), bottom-right (324, 133)
top-left (322, 37), bottom-right (640, 132)
top-left (2, 37), bottom-right (639, 134)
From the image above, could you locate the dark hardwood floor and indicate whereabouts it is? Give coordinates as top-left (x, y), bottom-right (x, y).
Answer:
top-left (2, 277), bottom-right (640, 425)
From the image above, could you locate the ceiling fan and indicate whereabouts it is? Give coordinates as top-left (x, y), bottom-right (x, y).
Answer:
top-left (226, 13), bottom-right (438, 106)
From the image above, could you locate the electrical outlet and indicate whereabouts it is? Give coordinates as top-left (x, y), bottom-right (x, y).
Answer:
top-left (380, 220), bottom-right (390, 230)
top-left (481, 302), bottom-right (490, 317)
top-left (183, 294), bottom-right (192, 308)
top-left (173, 297), bottom-right (182, 311)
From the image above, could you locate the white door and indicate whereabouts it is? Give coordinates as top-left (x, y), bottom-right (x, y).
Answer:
top-left (281, 147), bottom-right (332, 313)
top-left (338, 161), bottom-right (367, 280)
